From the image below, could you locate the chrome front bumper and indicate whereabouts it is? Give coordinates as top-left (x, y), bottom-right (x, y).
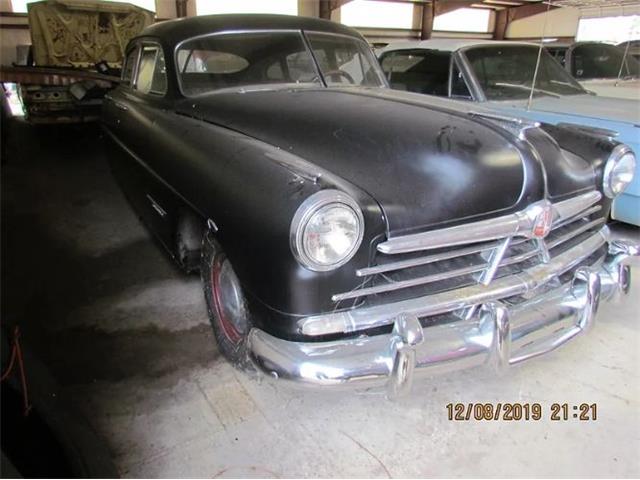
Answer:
top-left (247, 239), bottom-right (638, 397)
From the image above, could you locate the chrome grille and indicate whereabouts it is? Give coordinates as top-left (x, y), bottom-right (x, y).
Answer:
top-left (333, 191), bottom-right (605, 305)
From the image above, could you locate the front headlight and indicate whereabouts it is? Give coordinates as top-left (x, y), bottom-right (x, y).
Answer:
top-left (291, 190), bottom-right (364, 271)
top-left (603, 145), bottom-right (636, 198)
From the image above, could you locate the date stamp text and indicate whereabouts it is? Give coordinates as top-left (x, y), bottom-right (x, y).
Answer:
top-left (446, 403), bottom-right (597, 421)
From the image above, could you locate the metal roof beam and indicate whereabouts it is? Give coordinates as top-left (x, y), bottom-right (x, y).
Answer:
top-left (494, 1), bottom-right (556, 40)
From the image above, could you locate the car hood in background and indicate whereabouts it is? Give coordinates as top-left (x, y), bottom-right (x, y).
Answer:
top-left (579, 78), bottom-right (640, 100)
top-left (177, 88), bottom-right (592, 235)
top-left (491, 94), bottom-right (640, 125)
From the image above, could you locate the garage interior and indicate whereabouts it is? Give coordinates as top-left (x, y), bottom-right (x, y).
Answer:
top-left (1, 0), bottom-right (639, 478)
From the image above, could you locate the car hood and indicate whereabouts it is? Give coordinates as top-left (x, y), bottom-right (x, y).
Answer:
top-left (177, 87), bottom-right (592, 235)
top-left (490, 94), bottom-right (640, 125)
top-left (579, 79), bottom-right (640, 100)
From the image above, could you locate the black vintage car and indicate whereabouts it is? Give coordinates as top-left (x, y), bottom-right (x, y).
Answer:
top-left (102, 14), bottom-right (638, 396)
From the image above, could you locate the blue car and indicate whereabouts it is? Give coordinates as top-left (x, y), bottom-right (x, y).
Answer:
top-left (378, 39), bottom-right (639, 226)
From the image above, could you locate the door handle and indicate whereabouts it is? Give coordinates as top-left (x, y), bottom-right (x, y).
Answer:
top-left (113, 101), bottom-right (129, 112)
top-left (104, 94), bottom-right (128, 112)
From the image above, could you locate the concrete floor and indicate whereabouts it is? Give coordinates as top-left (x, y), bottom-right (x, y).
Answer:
top-left (2, 121), bottom-right (640, 478)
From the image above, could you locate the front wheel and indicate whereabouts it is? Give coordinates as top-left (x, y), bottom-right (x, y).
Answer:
top-left (201, 232), bottom-right (252, 366)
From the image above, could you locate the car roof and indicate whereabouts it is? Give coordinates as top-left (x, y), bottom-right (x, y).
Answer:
top-left (379, 39), bottom-right (540, 54)
top-left (138, 14), bottom-right (362, 47)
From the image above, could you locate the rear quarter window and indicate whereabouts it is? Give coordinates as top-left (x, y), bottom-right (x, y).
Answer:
top-left (135, 45), bottom-right (167, 95)
top-left (122, 47), bottom-right (138, 86)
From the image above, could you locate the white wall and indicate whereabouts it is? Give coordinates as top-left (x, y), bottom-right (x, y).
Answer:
top-left (506, 7), bottom-right (581, 39)
top-left (581, 5), bottom-right (640, 18)
top-left (155, 0), bottom-right (177, 18)
top-left (0, 13), bottom-right (30, 65)
top-left (298, 0), bottom-right (319, 18)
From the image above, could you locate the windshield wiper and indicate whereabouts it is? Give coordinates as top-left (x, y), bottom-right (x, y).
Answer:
top-left (494, 82), bottom-right (561, 98)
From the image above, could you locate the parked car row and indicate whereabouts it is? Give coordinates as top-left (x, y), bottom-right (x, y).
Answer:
top-left (378, 39), bottom-right (640, 227)
top-left (102, 15), bottom-right (639, 396)
top-left (545, 41), bottom-right (640, 99)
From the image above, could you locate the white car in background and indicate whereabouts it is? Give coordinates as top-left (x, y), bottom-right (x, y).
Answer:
top-left (546, 41), bottom-right (640, 100)
top-left (377, 39), bottom-right (640, 226)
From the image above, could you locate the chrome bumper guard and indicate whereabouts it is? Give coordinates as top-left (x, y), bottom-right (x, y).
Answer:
top-left (247, 239), bottom-right (638, 397)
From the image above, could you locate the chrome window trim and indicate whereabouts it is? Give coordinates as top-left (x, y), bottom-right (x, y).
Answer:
top-left (454, 49), bottom-right (487, 102)
top-left (173, 28), bottom-right (382, 97)
top-left (173, 29), bottom-right (313, 97)
top-left (450, 53), bottom-right (476, 101)
top-left (303, 30), bottom-right (388, 88)
top-left (136, 41), bottom-right (168, 97)
top-left (123, 42), bottom-right (142, 89)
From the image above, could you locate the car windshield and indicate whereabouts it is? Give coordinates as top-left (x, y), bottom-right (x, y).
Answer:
top-left (571, 43), bottom-right (640, 79)
top-left (176, 31), bottom-right (386, 96)
top-left (464, 45), bottom-right (586, 101)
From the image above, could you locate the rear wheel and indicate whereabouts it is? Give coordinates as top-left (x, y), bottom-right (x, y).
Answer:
top-left (201, 231), bottom-right (252, 366)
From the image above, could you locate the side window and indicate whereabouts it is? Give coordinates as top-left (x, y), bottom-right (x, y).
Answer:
top-left (379, 50), bottom-right (450, 96)
top-left (379, 53), bottom-right (395, 80)
top-left (286, 51), bottom-right (317, 82)
top-left (451, 61), bottom-right (472, 99)
top-left (178, 49), bottom-right (249, 74)
top-left (135, 45), bottom-right (167, 95)
top-left (122, 47), bottom-right (138, 86)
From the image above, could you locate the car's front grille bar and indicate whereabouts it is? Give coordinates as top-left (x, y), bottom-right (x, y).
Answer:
top-left (552, 205), bottom-right (601, 230)
top-left (355, 206), bottom-right (602, 279)
top-left (300, 229), bottom-right (608, 336)
top-left (332, 216), bottom-right (605, 302)
top-left (376, 190), bottom-right (601, 255)
top-left (356, 238), bottom-right (526, 277)
top-left (331, 191), bottom-right (605, 305)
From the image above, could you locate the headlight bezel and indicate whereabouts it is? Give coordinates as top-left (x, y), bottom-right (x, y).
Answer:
top-left (603, 144), bottom-right (636, 199)
top-left (290, 190), bottom-right (364, 272)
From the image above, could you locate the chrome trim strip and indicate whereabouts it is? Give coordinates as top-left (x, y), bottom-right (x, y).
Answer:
top-left (361, 202), bottom-right (601, 277)
top-left (146, 194), bottom-right (167, 217)
top-left (377, 212), bottom-right (522, 254)
top-left (305, 229), bottom-right (606, 335)
top-left (552, 191), bottom-right (602, 224)
top-left (356, 238), bottom-right (511, 277)
top-left (547, 218), bottom-right (605, 249)
top-left (479, 237), bottom-right (511, 285)
top-left (552, 205), bottom-right (601, 230)
top-left (468, 110), bottom-right (540, 128)
top-left (334, 219), bottom-right (605, 303)
top-left (333, 263), bottom-right (487, 302)
top-left (377, 191), bottom-right (601, 255)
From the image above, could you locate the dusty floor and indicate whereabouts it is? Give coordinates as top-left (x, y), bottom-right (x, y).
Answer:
top-left (2, 121), bottom-right (640, 478)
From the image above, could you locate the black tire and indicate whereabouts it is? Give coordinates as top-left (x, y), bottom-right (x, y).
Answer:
top-left (201, 231), bottom-right (253, 367)
top-left (175, 211), bottom-right (204, 273)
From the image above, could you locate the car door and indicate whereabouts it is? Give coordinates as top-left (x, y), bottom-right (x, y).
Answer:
top-left (104, 41), bottom-right (179, 254)
top-left (104, 43), bottom-right (150, 220)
